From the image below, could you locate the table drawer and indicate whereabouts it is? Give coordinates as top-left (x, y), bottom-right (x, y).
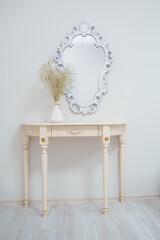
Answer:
top-left (52, 125), bottom-right (99, 137)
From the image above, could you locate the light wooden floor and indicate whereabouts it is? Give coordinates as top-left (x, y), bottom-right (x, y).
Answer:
top-left (0, 199), bottom-right (160, 240)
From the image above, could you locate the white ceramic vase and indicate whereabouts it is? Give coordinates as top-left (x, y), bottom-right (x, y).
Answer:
top-left (51, 102), bottom-right (63, 123)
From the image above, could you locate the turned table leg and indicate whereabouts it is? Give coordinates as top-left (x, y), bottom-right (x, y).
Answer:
top-left (22, 126), bottom-right (29, 207)
top-left (40, 126), bottom-right (49, 217)
top-left (119, 125), bottom-right (126, 202)
top-left (119, 137), bottom-right (125, 202)
top-left (41, 145), bottom-right (48, 217)
top-left (102, 126), bottom-right (110, 214)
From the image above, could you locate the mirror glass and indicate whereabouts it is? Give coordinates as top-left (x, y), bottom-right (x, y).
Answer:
top-left (63, 36), bottom-right (105, 107)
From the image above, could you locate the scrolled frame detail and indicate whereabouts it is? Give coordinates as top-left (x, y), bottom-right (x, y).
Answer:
top-left (54, 22), bottom-right (113, 115)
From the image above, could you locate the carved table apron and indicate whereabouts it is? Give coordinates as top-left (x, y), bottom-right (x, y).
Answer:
top-left (22, 122), bottom-right (126, 217)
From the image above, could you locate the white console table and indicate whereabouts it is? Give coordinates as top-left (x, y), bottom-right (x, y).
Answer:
top-left (22, 122), bottom-right (126, 217)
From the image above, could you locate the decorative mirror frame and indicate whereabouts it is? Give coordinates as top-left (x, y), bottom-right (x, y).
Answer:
top-left (54, 22), bottom-right (113, 115)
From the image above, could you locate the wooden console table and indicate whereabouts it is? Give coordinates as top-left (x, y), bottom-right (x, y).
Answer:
top-left (22, 122), bottom-right (126, 217)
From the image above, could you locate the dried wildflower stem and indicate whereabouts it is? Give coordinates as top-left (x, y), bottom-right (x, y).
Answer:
top-left (39, 59), bottom-right (73, 102)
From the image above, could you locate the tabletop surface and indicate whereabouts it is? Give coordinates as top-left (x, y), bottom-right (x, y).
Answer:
top-left (21, 122), bottom-right (127, 126)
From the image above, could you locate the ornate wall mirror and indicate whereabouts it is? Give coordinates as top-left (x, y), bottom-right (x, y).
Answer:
top-left (54, 22), bottom-right (113, 115)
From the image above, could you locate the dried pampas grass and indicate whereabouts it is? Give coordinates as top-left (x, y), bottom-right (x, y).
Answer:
top-left (39, 58), bottom-right (73, 102)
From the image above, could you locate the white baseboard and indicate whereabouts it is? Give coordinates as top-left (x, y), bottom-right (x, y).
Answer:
top-left (0, 194), bottom-right (160, 205)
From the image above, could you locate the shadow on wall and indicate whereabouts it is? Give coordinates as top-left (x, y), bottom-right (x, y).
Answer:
top-left (29, 137), bottom-right (103, 198)
top-left (28, 135), bottom-right (120, 198)
top-left (28, 136), bottom-right (119, 172)
top-left (29, 137), bottom-right (102, 172)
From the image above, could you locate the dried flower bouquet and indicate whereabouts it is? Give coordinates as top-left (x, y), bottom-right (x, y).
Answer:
top-left (39, 59), bottom-right (73, 102)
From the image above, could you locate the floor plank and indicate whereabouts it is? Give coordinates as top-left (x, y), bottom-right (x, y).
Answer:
top-left (0, 199), bottom-right (160, 240)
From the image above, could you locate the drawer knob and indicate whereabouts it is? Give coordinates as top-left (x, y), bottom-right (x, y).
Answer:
top-left (41, 138), bottom-right (45, 142)
top-left (105, 137), bottom-right (109, 142)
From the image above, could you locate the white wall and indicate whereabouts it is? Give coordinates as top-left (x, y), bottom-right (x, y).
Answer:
top-left (0, 0), bottom-right (160, 201)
